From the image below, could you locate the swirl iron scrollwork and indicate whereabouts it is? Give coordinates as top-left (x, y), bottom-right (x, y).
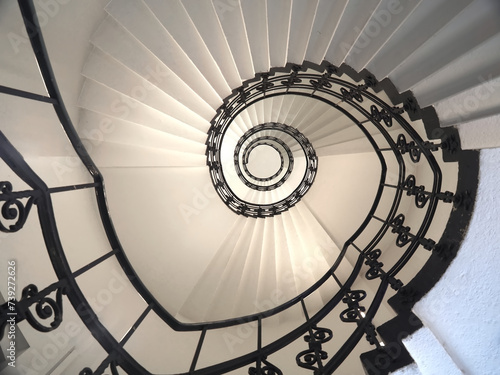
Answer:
top-left (340, 290), bottom-right (367, 323)
top-left (390, 213), bottom-right (436, 250)
top-left (363, 249), bottom-right (403, 290)
top-left (390, 214), bottom-right (412, 248)
top-left (21, 283), bottom-right (66, 333)
top-left (256, 73), bottom-right (274, 94)
top-left (248, 358), bottom-right (283, 375)
top-left (370, 105), bottom-right (393, 127)
top-left (296, 325), bottom-right (333, 373)
top-left (0, 181), bottom-right (37, 233)
top-left (1, 281), bottom-right (67, 341)
top-left (340, 86), bottom-right (364, 102)
top-left (282, 64), bottom-right (302, 89)
top-left (403, 175), bottom-right (454, 208)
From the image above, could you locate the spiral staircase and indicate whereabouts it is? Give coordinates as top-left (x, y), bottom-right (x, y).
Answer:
top-left (1, 0), bottom-right (500, 374)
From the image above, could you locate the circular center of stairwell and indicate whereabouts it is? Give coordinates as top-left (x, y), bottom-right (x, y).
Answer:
top-left (246, 144), bottom-right (282, 179)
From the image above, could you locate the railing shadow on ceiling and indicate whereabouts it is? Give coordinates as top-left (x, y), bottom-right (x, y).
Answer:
top-left (0, 1), bottom-right (478, 374)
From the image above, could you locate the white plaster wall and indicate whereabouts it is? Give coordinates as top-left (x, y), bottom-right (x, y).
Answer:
top-left (390, 363), bottom-right (422, 375)
top-left (411, 148), bottom-right (500, 375)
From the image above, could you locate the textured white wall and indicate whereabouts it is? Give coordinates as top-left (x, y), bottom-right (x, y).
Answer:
top-left (410, 148), bottom-right (500, 375)
top-left (390, 363), bottom-right (422, 375)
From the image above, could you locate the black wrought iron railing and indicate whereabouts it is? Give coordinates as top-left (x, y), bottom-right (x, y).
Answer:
top-left (0, 1), bottom-right (475, 374)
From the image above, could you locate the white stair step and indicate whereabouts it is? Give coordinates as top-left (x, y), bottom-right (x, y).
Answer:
top-left (205, 217), bottom-right (257, 320)
top-left (268, 95), bottom-right (285, 123)
top-left (245, 103), bottom-right (260, 127)
top-left (315, 133), bottom-right (383, 156)
top-left (290, 99), bottom-right (335, 134)
top-left (241, 0), bottom-right (270, 74)
top-left (232, 218), bottom-right (266, 317)
top-left (434, 74), bottom-right (500, 127)
top-left (177, 216), bottom-right (248, 321)
top-left (267, 0), bottom-right (292, 68)
top-left (253, 99), bottom-right (266, 125)
top-left (105, 0), bottom-right (222, 109)
top-left (288, 205), bottom-right (333, 304)
top-left (390, 0), bottom-right (500, 93)
top-left (143, 0), bottom-right (232, 98)
top-left (412, 32), bottom-right (500, 107)
top-left (288, 0), bottom-right (319, 64)
top-left (273, 214), bottom-right (298, 299)
top-left (312, 123), bottom-right (400, 151)
top-left (78, 109), bottom-right (205, 155)
top-left (281, 210), bottom-right (324, 309)
top-left (347, 0), bottom-right (420, 72)
top-left (302, 106), bottom-right (357, 141)
top-left (295, 202), bottom-right (340, 266)
top-left (87, 141), bottom-right (205, 168)
top-left (213, 0), bottom-right (255, 81)
top-left (289, 99), bottom-right (323, 132)
top-left (366, 0), bottom-right (473, 79)
top-left (98, 166), bottom-right (238, 317)
top-left (240, 106), bottom-right (257, 130)
top-left (263, 97), bottom-right (274, 124)
top-left (83, 47), bottom-right (209, 133)
top-left (304, 0), bottom-right (348, 65)
top-left (78, 80), bottom-right (207, 143)
top-left (457, 113), bottom-right (500, 150)
top-left (90, 16), bottom-right (215, 120)
top-left (255, 218), bottom-right (281, 323)
top-left (302, 152), bottom-right (382, 248)
top-left (324, 0), bottom-right (381, 66)
top-left (233, 116), bottom-right (250, 135)
top-left (181, 0), bottom-right (242, 88)
top-left (279, 95), bottom-right (310, 126)
top-left (402, 327), bottom-right (463, 375)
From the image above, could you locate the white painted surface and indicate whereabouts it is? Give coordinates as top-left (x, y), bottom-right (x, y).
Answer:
top-left (390, 363), bottom-right (423, 375)
top-left (413, 148), bottom-right (500, 375)
top-left (402, 327), bottom-right (462, 375)
top-left (457, 114), bottom-right (500, 150)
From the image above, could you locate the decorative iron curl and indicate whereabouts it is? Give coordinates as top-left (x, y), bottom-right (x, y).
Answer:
top-left (248, 358), bottom-right (283, 375)
top-left (340, 290), bottom-right (367, 323)
top-left (21, 284), bottom-right (65, 333)
top-left (390, 214), bottom-right (412, 247)
top-left (282, 64), bottom-right (302, 89)
top-left (0, 181), bottom-right (36, 233)
top-left (304, 326), bottom-right (333, 345)
top-left (296, 348), bottom-right (328, 373)
top-left (397, 134), bottom-right (421, 163)
top-left (340, 86), bottom-right (364, 102)
top-left (371, 105), bottom-right (392, 127)
top-left (256, 73), bottom-right (274, 93)
top-left (403, 175), bottom-right (429, 208)
top-left (364, 249), bottom-right (384, 280)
